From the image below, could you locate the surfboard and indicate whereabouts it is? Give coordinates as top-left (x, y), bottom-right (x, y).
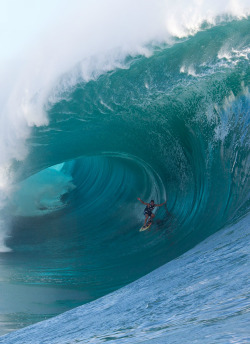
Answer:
top-left (139, 221), bottom-right (152, 232)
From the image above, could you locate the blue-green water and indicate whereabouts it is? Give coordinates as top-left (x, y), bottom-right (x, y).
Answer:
top-left (0, 9), bottom-right (249, 343)
top-left (1, 213), bottom-right (249, 343)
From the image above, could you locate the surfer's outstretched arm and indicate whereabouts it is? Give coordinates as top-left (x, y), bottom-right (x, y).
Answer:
top-left (155, 201), bottom-right (167, 207)
top-left (137, 197), bottom-right (148, 205)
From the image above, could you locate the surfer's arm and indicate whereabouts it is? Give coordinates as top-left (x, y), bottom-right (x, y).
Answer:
top-left (137, 198), bottom-right (148, 206)
top-left (155, 201), bottom-right (167, 207)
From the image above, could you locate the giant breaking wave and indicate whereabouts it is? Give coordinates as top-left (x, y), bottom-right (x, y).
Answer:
top-left (0, 0), bottom-right (249, 337)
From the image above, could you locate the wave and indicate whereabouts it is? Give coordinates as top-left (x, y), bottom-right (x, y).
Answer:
top-left (0, 0), bottom-right (249, 335)
top-left (1, 213), bottom-right (250, 343)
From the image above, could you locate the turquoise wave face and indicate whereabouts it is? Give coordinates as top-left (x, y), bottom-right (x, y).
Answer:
top-left (2, 18), bottom-right (250, 332)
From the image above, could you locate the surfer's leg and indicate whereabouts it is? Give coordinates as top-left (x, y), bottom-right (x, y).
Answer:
top-left (149, 213), bottom-right (155, 224)
top-left (144, 214), bottom-right (149, 226)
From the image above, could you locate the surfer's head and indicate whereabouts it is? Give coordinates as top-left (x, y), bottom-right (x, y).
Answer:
top-left (150, 200), bottom-right (155, 204)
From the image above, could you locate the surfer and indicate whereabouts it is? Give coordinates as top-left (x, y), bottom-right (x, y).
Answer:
top-left (137, 198), bottom-right (166, 228)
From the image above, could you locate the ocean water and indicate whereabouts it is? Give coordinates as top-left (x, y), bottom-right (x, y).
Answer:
top-left (0, 1), bottom-right (249, 342)
top-left (1, 213), bottom-right (249, 343)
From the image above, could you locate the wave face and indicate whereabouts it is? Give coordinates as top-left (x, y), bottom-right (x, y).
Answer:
top-left (1, 213), bottom-right (249, 344)
top-left (0, 2), bottom-right (249, 337)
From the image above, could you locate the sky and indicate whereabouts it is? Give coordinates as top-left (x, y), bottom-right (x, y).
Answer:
top-left (0, 0), bottom-right (64, 61)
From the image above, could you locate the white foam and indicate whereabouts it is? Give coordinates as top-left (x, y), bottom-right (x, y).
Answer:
top-left (1, 0), bottom-right (249, 163)
top-left (218, 46), bottom-right (250, 66)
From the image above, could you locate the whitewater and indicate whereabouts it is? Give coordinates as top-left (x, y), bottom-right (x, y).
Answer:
top-left (0, 0), bottom-right (249, 343)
